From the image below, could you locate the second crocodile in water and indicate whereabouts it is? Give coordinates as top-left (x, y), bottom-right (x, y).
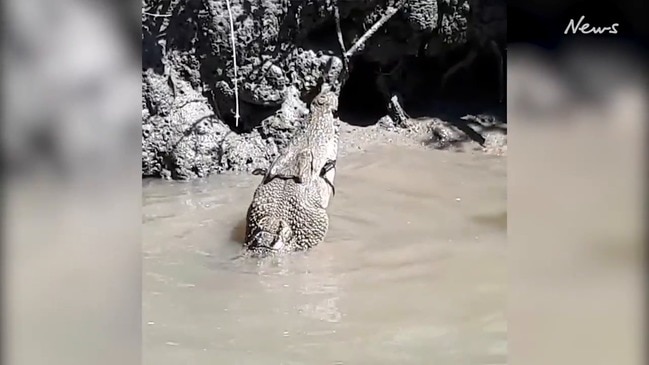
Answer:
top-left (243, 84), bottom-right (340, 256)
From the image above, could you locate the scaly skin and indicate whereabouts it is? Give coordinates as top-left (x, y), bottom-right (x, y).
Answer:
top-left (244, 83), bottom-right (340, 255)
top-left (265, 83), bottom-right (339, 204)
top-left (244, 174), bottom-right (331, 255)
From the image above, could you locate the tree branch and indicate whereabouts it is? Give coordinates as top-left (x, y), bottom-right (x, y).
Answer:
top-left (344, 1), bottom-right (405, 59)
top-left (142, 11), bottom-right (172, 18)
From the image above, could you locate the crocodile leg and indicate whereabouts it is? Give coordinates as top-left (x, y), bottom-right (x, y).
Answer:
top-left (321, 159), bottom-right (336, 174)
top-left (320, 159), bottom-right (337, 196)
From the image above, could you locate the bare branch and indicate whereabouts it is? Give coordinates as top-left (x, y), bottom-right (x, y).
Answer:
top-left (142, 11), bottom-right (172, 18)
top-left (344, 1), bottom-right (405, 59)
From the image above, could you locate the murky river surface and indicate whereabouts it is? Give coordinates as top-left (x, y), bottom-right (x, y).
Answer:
top-left (143, 144), bottom-right (507, 364)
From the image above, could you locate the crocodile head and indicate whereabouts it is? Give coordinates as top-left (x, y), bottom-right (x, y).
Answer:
top-left (245, 217), bottom-right (293, 256)
top-left (310, 83), bottom-right (339, 113)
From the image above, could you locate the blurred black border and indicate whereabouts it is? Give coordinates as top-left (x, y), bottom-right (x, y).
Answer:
top-left (508, 0), bottom-right (648, 363)
top-left (508, 0), bottom-right (648, 49)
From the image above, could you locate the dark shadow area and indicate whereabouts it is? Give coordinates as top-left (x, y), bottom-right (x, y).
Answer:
top-left (141, 23), bottom-right (166, 74)
top-left (301, 18), bottom-right (338, 51)
top-left (222, 102), bottom-right (278, 134)
top-left (338, 58), bottom-right (388, 126)
top-left (406, 43), bottom-right (506, 109)
top-left (440, 45), bottom-right (505, 104)
top-left (337, 44), bottom-right (505, 132)
top-left (166, 2), bottom-right (201, 54)
top-left (142, 1), bottom-right (177, 74)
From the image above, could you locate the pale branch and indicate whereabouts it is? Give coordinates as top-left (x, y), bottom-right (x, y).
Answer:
top-left (142, 11), bottom-right (172, 18)
top-left (225, 0), bottom-right (240, 127)
top-left (344, 0), bottom-right (406, 59)
top-left (333, 2), bottom-right (349, 74)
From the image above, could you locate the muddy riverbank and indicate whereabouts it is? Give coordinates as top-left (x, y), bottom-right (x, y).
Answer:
top-left (142, 0), bottom-right (506, 179)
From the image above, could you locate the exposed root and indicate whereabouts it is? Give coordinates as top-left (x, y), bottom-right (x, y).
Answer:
top-left (375, 70), bottom-right (410, 127)
top-left (375, 58), bottom-right (412, 127)
top-left (387, 94), bottom-right (409, 127)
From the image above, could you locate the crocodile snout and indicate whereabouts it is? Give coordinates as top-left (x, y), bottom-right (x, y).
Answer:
top-left (244, 217), bottom-right (292, 255)
top-left (246, 231), bottom-right (284, 251)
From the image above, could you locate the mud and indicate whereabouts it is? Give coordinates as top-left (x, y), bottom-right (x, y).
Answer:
top-left (142, 0), bottom-right (506, 180)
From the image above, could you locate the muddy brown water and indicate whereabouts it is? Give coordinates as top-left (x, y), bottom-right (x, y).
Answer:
top-left (143, 144), bottom-right (506, 364)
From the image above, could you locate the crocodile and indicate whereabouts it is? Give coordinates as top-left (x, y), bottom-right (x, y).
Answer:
top-left (243, 83), bottom-right (340, 256)
top-left (258, 83), bottom-right (340, 193)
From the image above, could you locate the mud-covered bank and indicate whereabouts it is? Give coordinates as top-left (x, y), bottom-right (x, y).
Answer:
top-left (142, 0), bottom-right (506, 180)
